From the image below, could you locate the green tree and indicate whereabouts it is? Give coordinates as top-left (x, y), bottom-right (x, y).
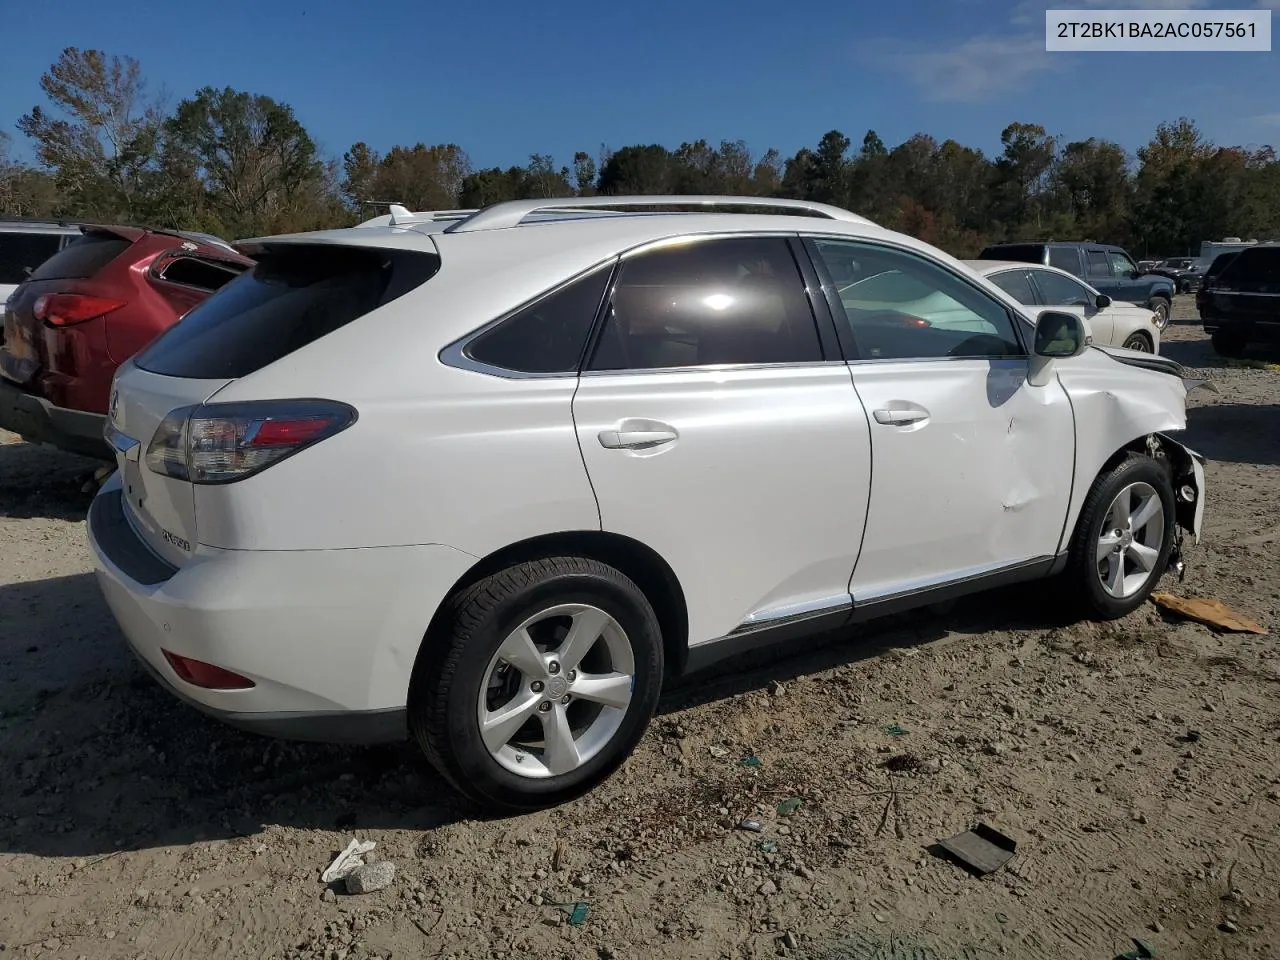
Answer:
top-left (572, 151), bottom-right (597, 195)
top-left (0, 131), bottom-right (59, 216)
top-left (597, 145), bottom-right (673, 194)
top-left (752, 148), bottom-right (783, 196)
top-left (993, 122), bottom-right (1057, 235)
top-left (161, 86), bottom-right (330, 237)
top-left (1132, 118), bottom-right (1213, 255)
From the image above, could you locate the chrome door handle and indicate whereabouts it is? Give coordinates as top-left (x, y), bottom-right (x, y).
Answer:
top-left (873, 407), bottom-right (928, 426)
top-left (598, 428), bottom-right (678, 449)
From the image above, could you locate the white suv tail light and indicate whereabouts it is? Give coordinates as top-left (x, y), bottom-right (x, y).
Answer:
top-left (145, 399), bottom-right (357, 484)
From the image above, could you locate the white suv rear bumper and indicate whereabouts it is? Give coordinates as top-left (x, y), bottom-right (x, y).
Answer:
top-left (86, 474), bottom-right (477, 743)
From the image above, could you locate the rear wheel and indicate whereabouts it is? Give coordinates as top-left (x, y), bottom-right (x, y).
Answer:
top-left (1122, 332), bottom-right (1153, 352)
top-left (409, 557), bottom-right (663, 812)
top-left (1066, 454), bottom-right (1175, 620)
top-left (1211, 328), bottom-right (1246, 358)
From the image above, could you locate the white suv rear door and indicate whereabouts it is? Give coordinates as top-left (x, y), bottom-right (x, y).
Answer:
top-left (571, 235), bottom-right (872, 648)
top-left (805, 237), bottom-right (1076, 607)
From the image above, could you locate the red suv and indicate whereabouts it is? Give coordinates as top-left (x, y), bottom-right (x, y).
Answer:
top-left (0, 225), bottom-right (253, 460)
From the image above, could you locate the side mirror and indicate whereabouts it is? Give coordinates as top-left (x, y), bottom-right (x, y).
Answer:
top-left (1095, 293), bottom-right (1112, 309)
top-left (1129, 269), bottom-right (1141, 280)
top-left (1034, 310), bottom-right (1089, 359)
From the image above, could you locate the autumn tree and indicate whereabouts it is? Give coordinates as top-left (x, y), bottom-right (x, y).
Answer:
top-left (17, 47), bottom-right (165, 220)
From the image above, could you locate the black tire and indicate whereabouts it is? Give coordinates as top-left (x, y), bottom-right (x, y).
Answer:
top-left (409, 557), bottom-right (663, 812)
top-left (1212, 328), bottom-right (1246, 358)
top-left (1150, 297), bottom-right (1171, 330)
top-left (1066, 453), bottom-right (1176, 620)
top-left (1122, 332), bottom-right (1153, 353)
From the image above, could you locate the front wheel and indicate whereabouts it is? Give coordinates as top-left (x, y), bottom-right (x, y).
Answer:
top-left (1066, 454), bottom-right (1176, 620)
top-left (409, 557), bottom-right (663, 812)
top-left (1150, 298), bottom-right (1171, 331)
top-left (1122, 332), bottom-right (1153, 353)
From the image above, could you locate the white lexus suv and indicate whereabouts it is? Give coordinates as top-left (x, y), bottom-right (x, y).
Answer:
top-left (88, 197), bottom-right (1208, 812)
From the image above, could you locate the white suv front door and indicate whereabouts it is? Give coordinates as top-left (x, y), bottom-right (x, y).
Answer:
top-left (571, 235), bottom-right (872, 648)
top-left (806, 238), bottom-right (1076, 606)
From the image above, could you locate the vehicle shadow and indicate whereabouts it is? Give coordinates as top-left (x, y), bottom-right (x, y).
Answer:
top-left (0, 572), bottom-right (1075, 858)
top-left (1182, 403), bottom-right (1280, 468)
top-left (0, 436), bottom-right (99, 521)
top-left (1161, 338), bottom-right (1280, 369)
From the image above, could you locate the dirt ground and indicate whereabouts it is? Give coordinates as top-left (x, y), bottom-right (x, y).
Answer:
top-left (1, 295), bottom-right (1277, 960)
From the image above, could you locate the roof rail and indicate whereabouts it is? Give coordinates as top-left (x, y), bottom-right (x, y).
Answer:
top-left (356, 206), bottom-right (481, 228)
top-left (445, 196), bottom-right (873, 233)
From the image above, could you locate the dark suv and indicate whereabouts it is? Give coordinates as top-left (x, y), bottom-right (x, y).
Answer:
top-left (1198, 243), bottom-right (1280, 356)
top-left (978, 242), bottom-right (1176, 329)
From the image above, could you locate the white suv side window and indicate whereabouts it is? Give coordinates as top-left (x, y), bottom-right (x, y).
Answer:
top-left (587, 237), bottom-right (823, 371)
top-left (811, 240), bottom-right (1024, 361)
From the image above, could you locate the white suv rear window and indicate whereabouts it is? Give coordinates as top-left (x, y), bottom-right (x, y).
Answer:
top-left (135, 244), bottom-right (440, 380)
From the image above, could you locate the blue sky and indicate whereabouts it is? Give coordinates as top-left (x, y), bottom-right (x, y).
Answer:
top-left (1, 0), bottom-right (1277, 170)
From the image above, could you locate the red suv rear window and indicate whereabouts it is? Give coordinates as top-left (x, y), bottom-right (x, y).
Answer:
top-left (28, 231), bottom-right (132, 281)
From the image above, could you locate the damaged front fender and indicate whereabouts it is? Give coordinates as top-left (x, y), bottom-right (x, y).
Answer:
top-left (1055, 353), bottom-right (1208, 554)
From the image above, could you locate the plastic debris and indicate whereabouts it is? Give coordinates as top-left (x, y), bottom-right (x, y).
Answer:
top-left (741, 755), bottom-right (762, 768)
top-left (777, 798), bottom-right (803, 816)
top-left (567, 902), bottom-right (590, 926)
top-left (1150, 593), bottom-right (1267, 634)
top-left (933, 823), bottom-right (1017, 876)
top-left (708, 745), bottom-right (730, 759)
top-left (759, 839), bottom-right (779, 854)
top-left (321, 838), bottom-right (377, 884)
top-left (883, 723), bottom-right (908, 737)
top-left (738, 818), bottom-right (764, 833)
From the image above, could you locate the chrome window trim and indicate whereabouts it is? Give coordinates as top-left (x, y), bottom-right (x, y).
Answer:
top-left (440, 231), bottom-right (829, 380)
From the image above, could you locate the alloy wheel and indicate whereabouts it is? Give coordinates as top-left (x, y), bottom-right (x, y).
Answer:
top-left (477, 604), bottom-right (635, 778)
top-left (1095, 482), bottom-right (1165, 599)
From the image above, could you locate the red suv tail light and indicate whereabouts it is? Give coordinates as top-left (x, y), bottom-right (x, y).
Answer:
top-left (145, 399), bottom-right (357, 484)
top-left (34, 293), bottom-right (127, 327)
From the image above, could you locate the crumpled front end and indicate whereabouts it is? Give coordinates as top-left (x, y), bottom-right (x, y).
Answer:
top-left (1057, 350), bottom-right (1210, 562)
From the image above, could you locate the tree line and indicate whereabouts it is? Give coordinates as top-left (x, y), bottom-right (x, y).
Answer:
top-left (3, 47), bottom-right (1279, 259)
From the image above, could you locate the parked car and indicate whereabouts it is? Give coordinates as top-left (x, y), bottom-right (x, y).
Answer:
top-left (89, 196), bottom-right (1207, 812)
top-left (1194, 251), bottom-right (1241, 318)
top-left (1197, 242), bottom-right (1280, 356)
top-left (1151, 257), bottom-right (1200, 293)
top-left (965, 260), bottom-right (1162, 353)
top-left (0, 219), bottom-right (83, 321)
top-left (0, 224), bottom-right (252, 459)
top-left (977, 241), bottom-right (1176, 330)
